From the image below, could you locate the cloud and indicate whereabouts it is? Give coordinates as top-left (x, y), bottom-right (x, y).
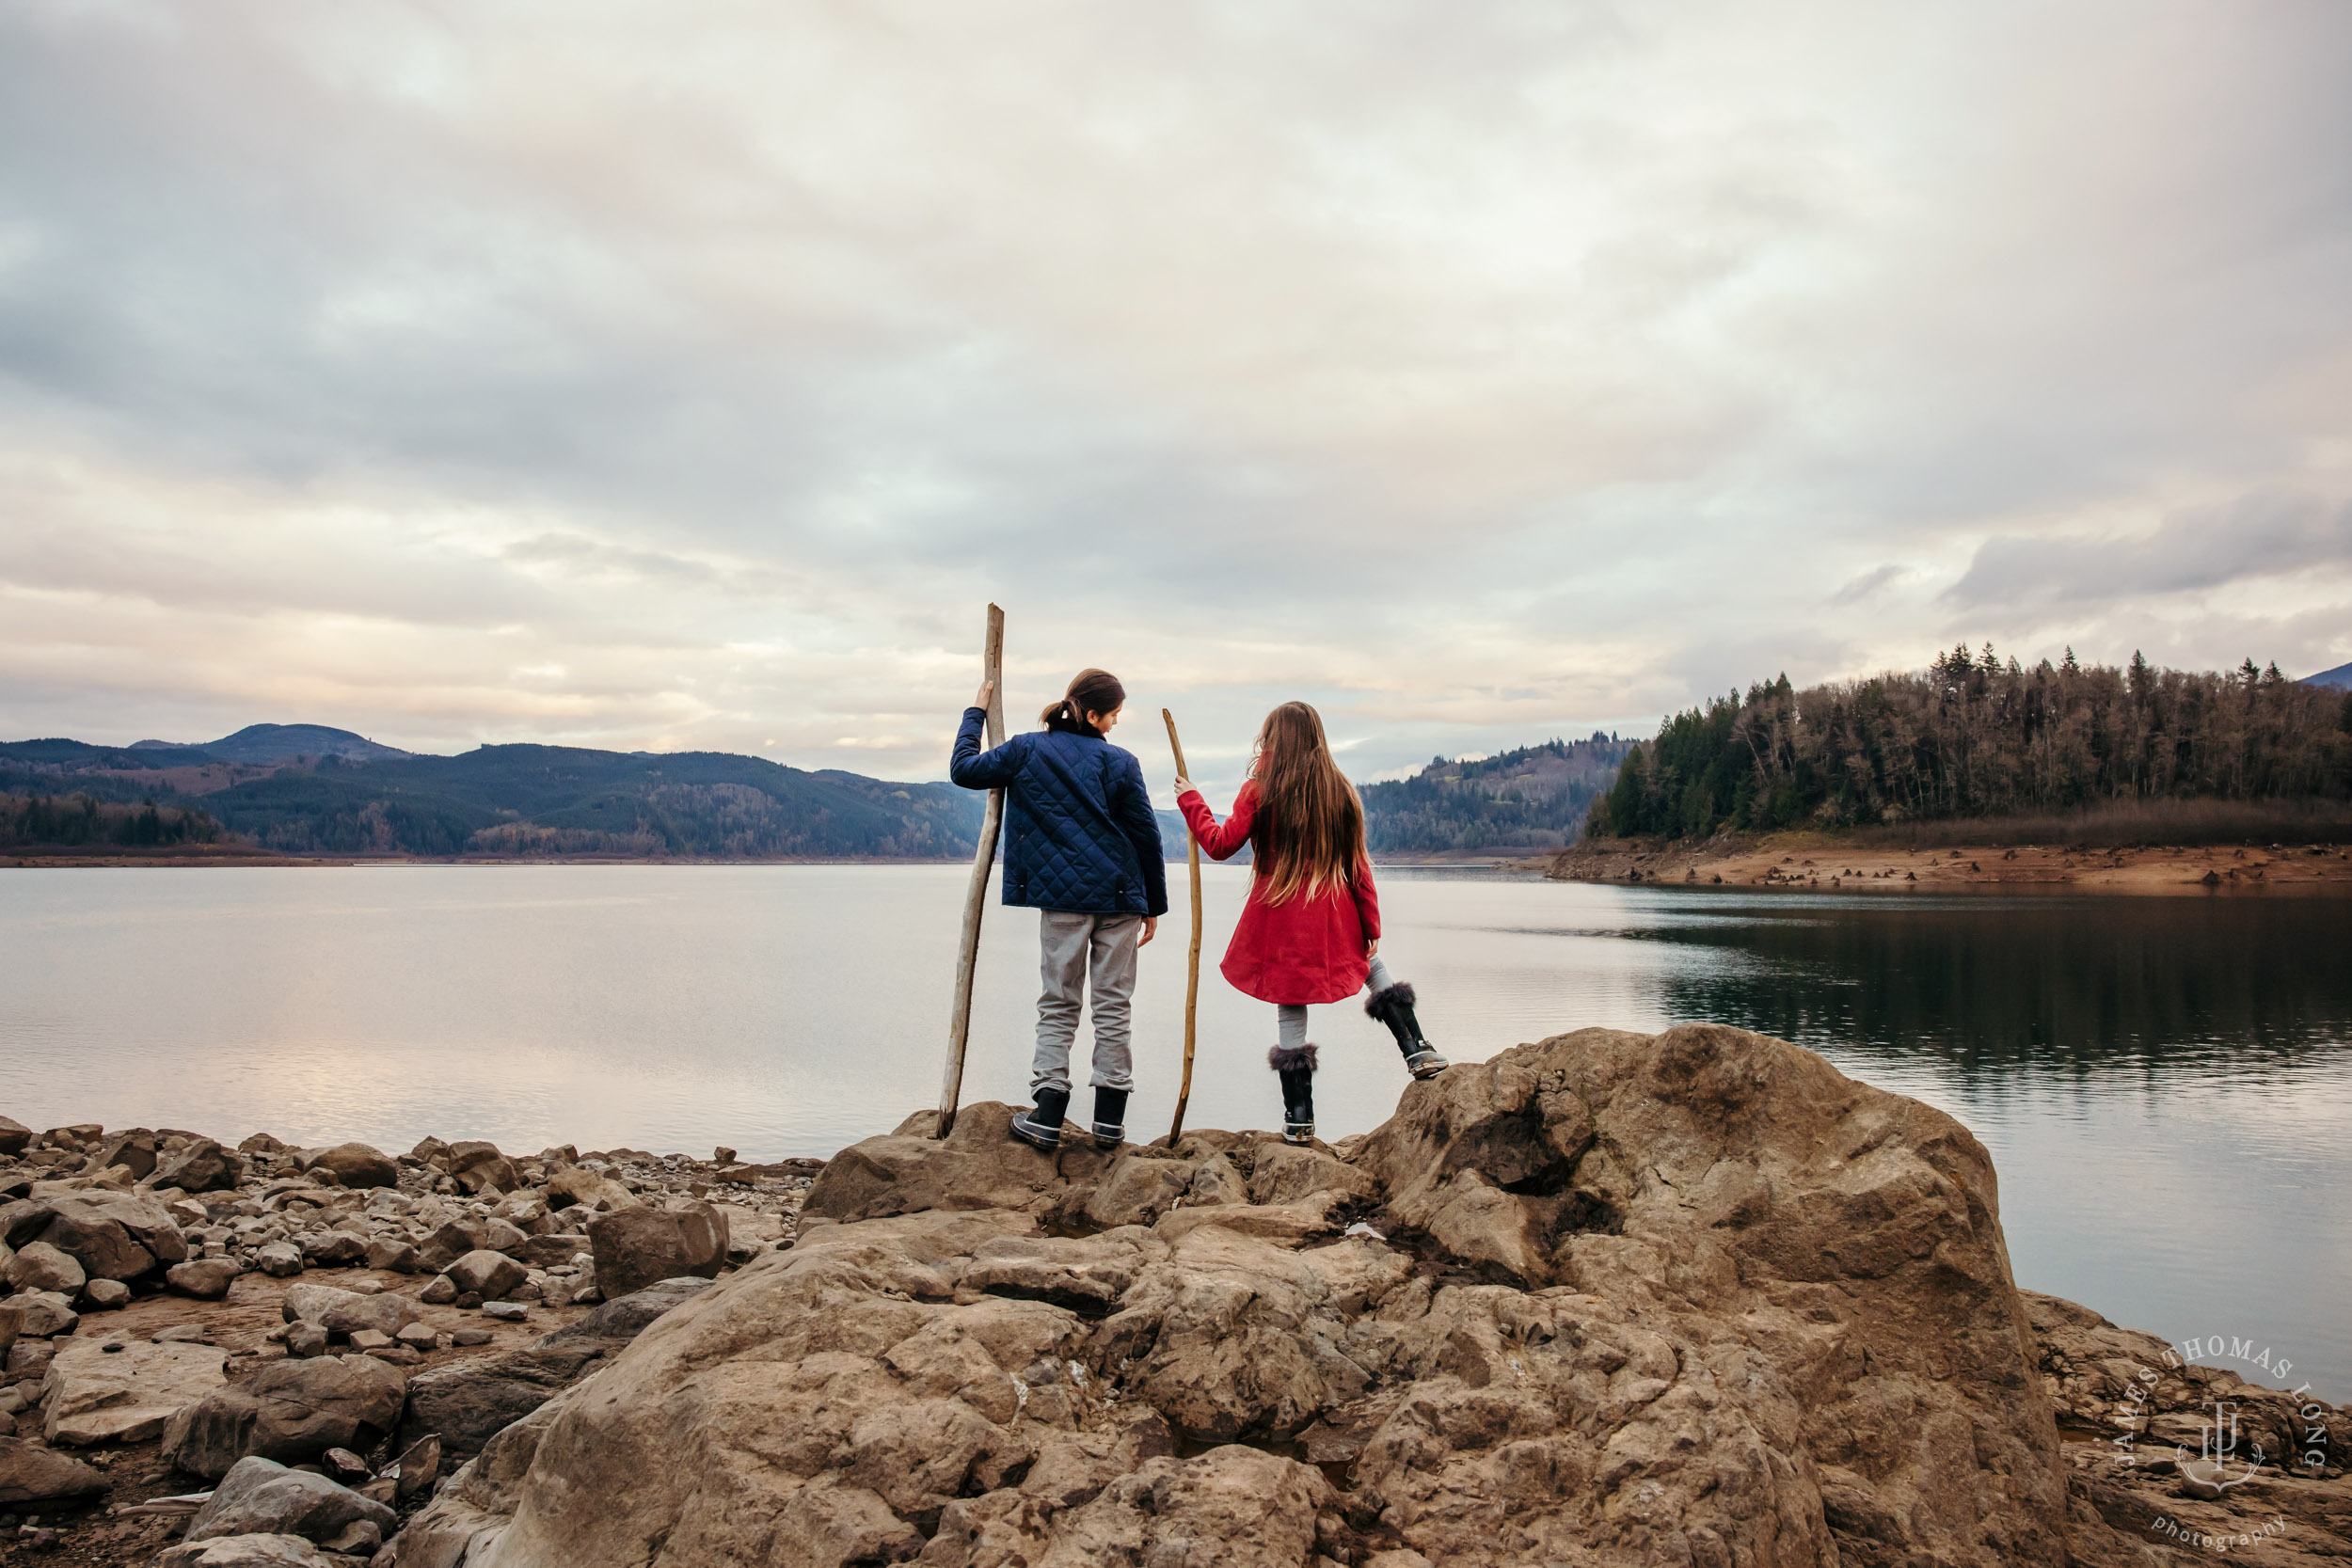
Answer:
top-left (1944, 494), bottom-right (2352, 608)
top-left (1, 0), bottom-right (2349, 790)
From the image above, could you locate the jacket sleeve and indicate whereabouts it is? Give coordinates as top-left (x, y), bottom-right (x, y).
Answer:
top-left (947, 708), bottom-right (1023, 789)
top-left (1104, 754), bottom-right (1169, 917)
top-left (1178, 781), bottom-right (1257, 861)
top-left (1350, 855), bottom-right (1381, 942)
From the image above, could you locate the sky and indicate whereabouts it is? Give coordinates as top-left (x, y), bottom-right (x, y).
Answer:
top-left (2, 1), bottom-right (2348, 798)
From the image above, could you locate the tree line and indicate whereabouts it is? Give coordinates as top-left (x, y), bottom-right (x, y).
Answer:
top-left (1590, 646), bottom-right (2352, 841)
top-left (1, 794), bottom-right (223, 848)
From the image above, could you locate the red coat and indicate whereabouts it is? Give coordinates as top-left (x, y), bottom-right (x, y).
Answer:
top-left (1178, 782), bottom-right (1381, 1006)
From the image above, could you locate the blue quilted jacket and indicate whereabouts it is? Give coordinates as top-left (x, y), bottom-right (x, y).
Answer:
top-left (950, 708), bottom-right (1169, 917)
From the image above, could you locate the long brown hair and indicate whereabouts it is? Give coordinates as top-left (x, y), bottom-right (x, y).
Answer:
top-left (1040, 668), bottom-right (1124, 736)
top-left (1249, 701), bottom-right (1365, 903)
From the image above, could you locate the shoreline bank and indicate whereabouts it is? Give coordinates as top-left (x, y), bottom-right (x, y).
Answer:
top-left (1544, 832), bottom-right (2352, 893)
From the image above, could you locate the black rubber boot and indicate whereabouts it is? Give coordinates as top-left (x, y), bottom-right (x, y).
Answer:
top-left (1089, 1086), bottom-right (1130, 1148)
top-left (1367, 982), bottom-right (1449, 1079)
top-left (1270, 1044), bottom-right (1317, 1145)
top-left (1010, 1086), bottom-right (1070, 1151)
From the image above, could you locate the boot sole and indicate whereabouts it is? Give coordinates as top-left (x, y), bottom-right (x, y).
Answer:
top-left (1406, 1053), bottom-right (1450, 1080)
top-left (1008, 1120), bottom-right (1062, 1151)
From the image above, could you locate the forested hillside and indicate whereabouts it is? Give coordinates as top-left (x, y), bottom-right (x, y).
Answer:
top-left (1, 738), bottom-right (981, 859)
top-left (1591, 646), bottom-right (2352, 840)
top-left (1359, 736), bottom-right (1634, 851)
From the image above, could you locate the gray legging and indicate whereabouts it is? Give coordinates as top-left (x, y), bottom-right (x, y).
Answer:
top-left (1277, 956), bottom-right (1396, 1050)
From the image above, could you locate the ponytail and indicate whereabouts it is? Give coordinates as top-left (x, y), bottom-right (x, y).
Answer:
top-left (1041, 668), bottom-right (1126, 736)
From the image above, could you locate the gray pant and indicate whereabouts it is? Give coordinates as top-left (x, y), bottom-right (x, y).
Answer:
top-left (1277, 956), bottom-right (1396, 1050)
top-left (1033, 910), bottom-right (1141, 1095)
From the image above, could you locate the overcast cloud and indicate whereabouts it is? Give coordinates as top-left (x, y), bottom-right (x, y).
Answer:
top-left (2, 0), bottom-right (2348, 795)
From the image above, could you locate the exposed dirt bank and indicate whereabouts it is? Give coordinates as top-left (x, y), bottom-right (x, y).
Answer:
top-left (1544, 832), bottom-right (2352, 893)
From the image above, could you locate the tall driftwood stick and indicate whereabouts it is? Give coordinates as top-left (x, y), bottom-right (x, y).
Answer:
top-left (938, 604), bottom-right (1006, 1139)
top-left (1163, 708), bottom-right (1203, 1143)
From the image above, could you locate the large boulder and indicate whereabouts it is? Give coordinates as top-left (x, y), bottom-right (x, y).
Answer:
top-left (156, 1137), bottom-right (246, 1193)
top-left (4, 1239), bottom-right (86, 1295)
top-left (163, 1354), bottom-right (408, 1479)
top-left (307, 1143), bottom-right (398, 1190)
top-left (585, 1203), bottom-right (728, 1299)
top-left (34, 1192), bottom-right (187, 1279)
top-left (42, 1337), bottom-right (229, 1445)
top-left (184, 1455), bottom-right (397, 1545)
top-left (0, 1116), bottom-right (30, 1157)
top-left (406, 1024), bottom-right (2180, 1568)
top-left (0, 1434), bottom-right (107, 1504)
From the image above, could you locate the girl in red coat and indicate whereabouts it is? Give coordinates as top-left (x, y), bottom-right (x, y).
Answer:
top-left (1176, 701), bottom-right (1448, 1144)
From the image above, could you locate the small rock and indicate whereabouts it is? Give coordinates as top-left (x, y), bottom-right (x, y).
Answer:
top-left (284, 1323), bottom-right (329, 1359)
top-left (0, 1434), bottom-right (107, 1504)
top-left (254, 1243), bottom-right (303, 1278)
top-left (280, 1284), bottom-right (418, 1340)
top-left (296, 1230), bottom-right (366, 1268)
top-left (394, 1323), bottom-right (437, 1352)
top-left (482, 1301), bottom-right (528, 1323)
top-left (586, 1202), bottom-right (728, 1298)
top-left (418, 1274), bottom-right (458, 1306)
top-left (81, 1277), bottom-right (130, 1309)
top-left (154, 1323), bottom-right (215, 1343)
top-left (345, 1329), bottom-right (393, 1353)
top-left (158, 1531), bottom-right (340, 1566)
top-left (156, 1139), bottom-right (246, 1195)
top-left (167, 1259), bottom-right (244, 1300)
top-left (482, 1217), bottom-right (531, 1255)
top-left (444, 1250), bottom-right (527, 1301)
top-left (448, 1328), bottom-right (492, 1348)
top-left (361, 1239), bottom-right (416, 1274)
top-left (183, 1453), bottom-right (397, 1545)
top-left (321, 1447), bottom-right (370, 1481)
top-left (323, 1517), bottom-right (382, 1554)
top-left (305, 1144), bottom-right (397, 1190)
top-left (0, 1292), bottom-right (78, 1340)
top-left (390, 1433), bottom-right (439, 1500)
top-left (0, 1117), bottom-right (30, 1158)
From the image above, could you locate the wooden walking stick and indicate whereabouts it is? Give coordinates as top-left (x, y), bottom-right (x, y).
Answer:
top-left (1163, 708), bottom-right (1203, 1144)
top-left (938, 603), bottom-right (1006, 1139)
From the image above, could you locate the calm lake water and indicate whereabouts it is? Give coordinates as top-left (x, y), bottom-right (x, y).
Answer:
top-left (3, 864), bottom-right (2347, 1400)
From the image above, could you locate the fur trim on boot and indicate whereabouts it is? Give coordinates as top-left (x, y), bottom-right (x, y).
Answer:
top-left (1362, 980), bottom-right (1417, 1015)
top-left (1267, 1043), bottom-right (1320, 1071)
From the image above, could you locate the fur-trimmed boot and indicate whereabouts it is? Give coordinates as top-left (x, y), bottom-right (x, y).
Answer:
top-left (1010, 1086), bottom-right (1071, 1151)
top-left (1088, 1086), bottom-right (1130, 1148)
top-left (1270, 1043), bottom-right (1317, 1146)
top-left (1367, 982), bottom-right (1449, 1079)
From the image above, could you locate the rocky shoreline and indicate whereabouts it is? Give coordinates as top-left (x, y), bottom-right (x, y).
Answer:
top-left (1, 1027), bottom-right (2344, 1566)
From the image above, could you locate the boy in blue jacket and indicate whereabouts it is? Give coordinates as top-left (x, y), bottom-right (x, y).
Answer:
top-left (951, 666), bottom-right (1168, 1149)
